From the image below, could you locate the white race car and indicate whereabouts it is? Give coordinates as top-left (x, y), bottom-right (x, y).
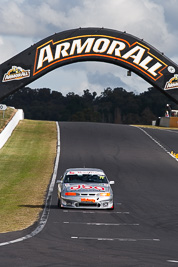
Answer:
top-left (57, 168), bottom-right (114, 209)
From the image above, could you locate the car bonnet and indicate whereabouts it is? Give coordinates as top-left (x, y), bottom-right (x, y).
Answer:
top-left (63, 183), bottom-right (110, 193)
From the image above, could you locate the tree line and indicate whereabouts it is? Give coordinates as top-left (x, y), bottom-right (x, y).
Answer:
top-left (3, 86), bottom-right (177, 125)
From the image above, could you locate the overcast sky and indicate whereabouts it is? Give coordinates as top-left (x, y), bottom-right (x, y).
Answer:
top-left (0, 0), bottom-right (178, 96)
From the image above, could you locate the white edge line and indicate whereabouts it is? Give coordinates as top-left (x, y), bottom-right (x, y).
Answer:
top-left (132, 126), bottom-right (178, 162)
top-left (167, 260), bottom-right (178, 263)
top-left (63, 210), bottom-right (129, 214)
top-left (0, 122), bottom-right (60, 247)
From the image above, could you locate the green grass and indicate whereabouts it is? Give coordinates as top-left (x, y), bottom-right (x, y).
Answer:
top-left (0, 119), bottom-right (57, 233)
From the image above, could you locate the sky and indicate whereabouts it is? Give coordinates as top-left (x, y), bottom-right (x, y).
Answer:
top-left (0, 0), bottom-right (178, 96)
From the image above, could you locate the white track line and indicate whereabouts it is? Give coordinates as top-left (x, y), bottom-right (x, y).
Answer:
top-left (167, 260), bottom-right (178, 263)
top-left (0, 122), bottom-right (60, 247)
top-left (63, 222), bottom-right (139, 226)
top-left (165, 130), bottom-right (178, 134)
top-left (133, 126), bottom-right (178, 162)
top-left (63, 210), bottom-right (130, 214)
top-left (71, 236), bottom-right (160, 242)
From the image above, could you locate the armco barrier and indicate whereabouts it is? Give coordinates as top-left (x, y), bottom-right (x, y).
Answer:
top-left (0, 109), bottom-right (24, 149)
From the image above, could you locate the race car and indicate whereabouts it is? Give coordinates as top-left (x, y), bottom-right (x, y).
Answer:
top-left (57, 168), bottom-right (114, 209)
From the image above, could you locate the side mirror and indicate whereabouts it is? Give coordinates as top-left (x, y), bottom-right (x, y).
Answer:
top-left (56, 176), bottom-right (63, 184)
top-left (109, 181), bottom-right (115, 185)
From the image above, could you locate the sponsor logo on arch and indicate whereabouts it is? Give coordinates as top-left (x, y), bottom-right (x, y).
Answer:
top-left (33, 35), bottom-right (167, 81)
top-left (2, 66), bottom-right (30, 82)
top-left (164, 74), bottom-right (178, 90)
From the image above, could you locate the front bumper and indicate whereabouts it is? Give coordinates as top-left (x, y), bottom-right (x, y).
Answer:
top-left (59, 196), bottom-right (114, 209)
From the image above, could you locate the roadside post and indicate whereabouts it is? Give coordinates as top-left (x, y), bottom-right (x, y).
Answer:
top-left (0, 104), bottom-right (7, 119)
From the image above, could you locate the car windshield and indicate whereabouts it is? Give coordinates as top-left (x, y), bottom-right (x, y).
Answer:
top-left (64, 174), bottom-right (108, 184)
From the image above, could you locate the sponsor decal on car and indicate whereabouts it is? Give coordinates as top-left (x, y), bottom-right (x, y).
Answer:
top-left (81, 198), bottom-right (95, 203)
top-left (67, 171), bottom-right (104, 175)
top-left (33, 35), bottom-right (167, 81)
top-left (70, 184), bottom-right (105, 191)
top-left (164, 74), bottom-right (178, 90)
top-left (70, 185), bottom-right (93, 190)
top-left (2, 66), bottom-right (30, 82)
top-left (94, 186), bottom-right (105, 191)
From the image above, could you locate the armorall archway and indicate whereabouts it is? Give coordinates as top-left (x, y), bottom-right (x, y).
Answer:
top-left (0, 27), bottom-right (178, 103)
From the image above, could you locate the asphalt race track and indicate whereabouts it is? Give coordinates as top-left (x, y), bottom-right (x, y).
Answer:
top-left (0, 122), bottom-right (178, 266)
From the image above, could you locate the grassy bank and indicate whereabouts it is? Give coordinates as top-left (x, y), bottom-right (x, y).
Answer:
top-left (0, 119), bottom-right (57, 233)
top-left (0, 107), bottom-right (17, 132)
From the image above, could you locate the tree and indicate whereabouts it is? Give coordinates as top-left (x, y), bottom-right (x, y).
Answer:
top-left (3, 85), bottom-right (177, 125)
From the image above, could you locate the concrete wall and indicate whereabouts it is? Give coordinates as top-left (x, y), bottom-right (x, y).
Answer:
top-left (159, 117), bottom-right (178, 128)
top-left (159, 117), bottom-right (170, 127)
top-left (0, 109), bottom-right (24, 149)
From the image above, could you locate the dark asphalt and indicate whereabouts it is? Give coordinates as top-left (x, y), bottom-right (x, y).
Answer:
top-left (0, 122), bottom-right (178, 266)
